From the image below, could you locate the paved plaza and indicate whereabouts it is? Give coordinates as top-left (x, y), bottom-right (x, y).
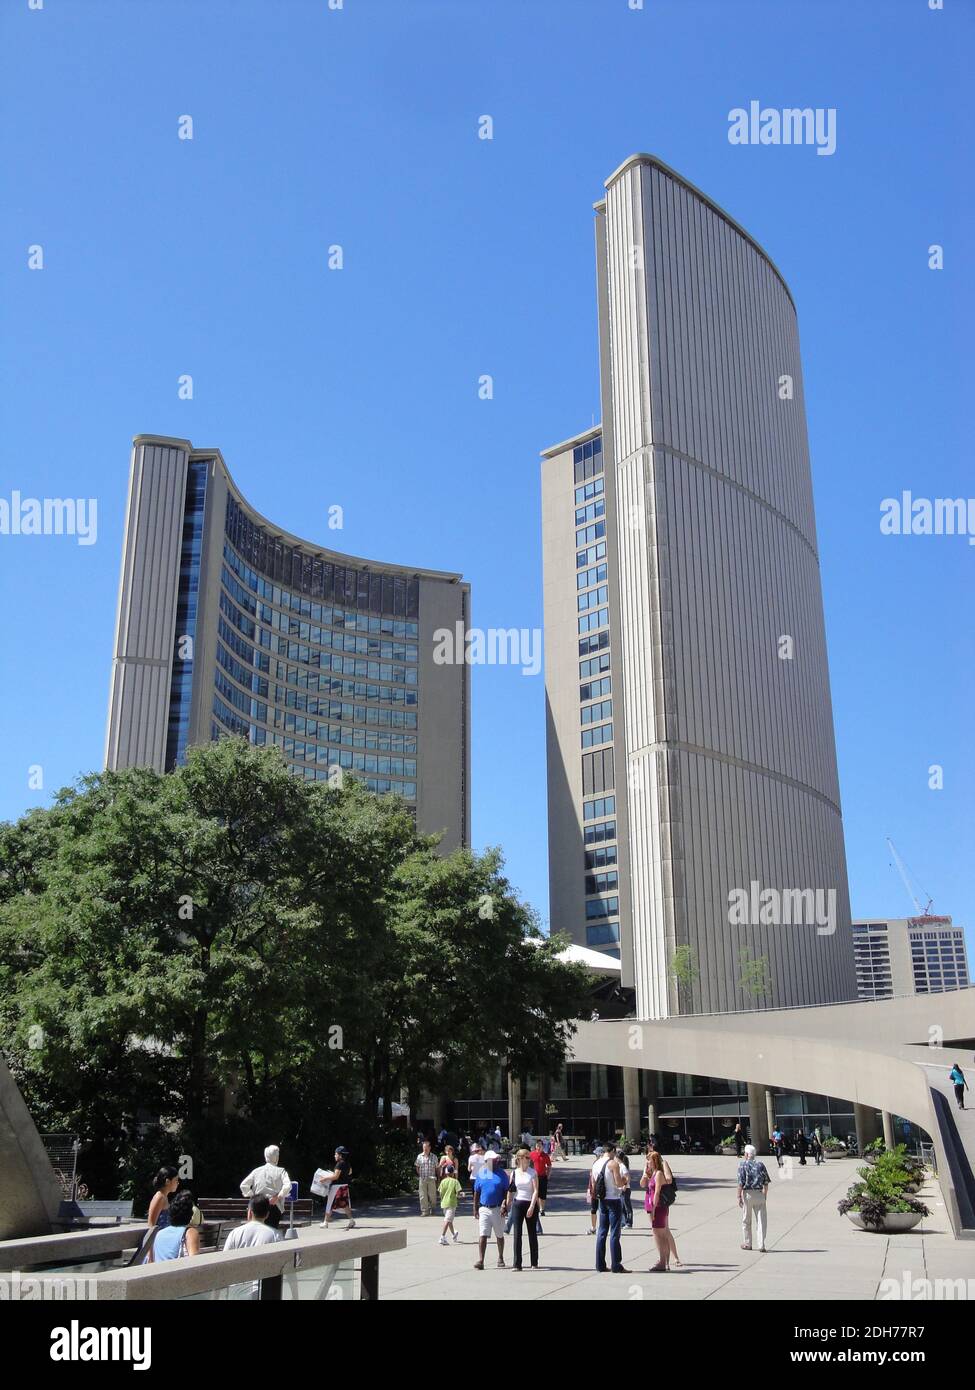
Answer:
top-left (347, 1153), bottom-right (974, 1301)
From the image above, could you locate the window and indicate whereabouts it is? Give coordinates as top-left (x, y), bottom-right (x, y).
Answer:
top-left (586, 897), bottom-right (618, 920)
top-left (581, 722), bottom-right (612, 748)
top-left (586, 871), bottom-right (619, 894)
top-left (575, 520), bottom-right (606, 548)
top-left (584, 819), bottom-right (616, 845)
top-left (577, 608), bottom-right (609, 635)
top-left (576, 542), bottom-right (607, 568)
top-left (577, 562), bottom-right (608, 591)
top-left (580, 652), bottom-right (611, 679)
top-left (586, 922), bottom-right (620, 947)
top-left (580, 676), bottom-right (611, 702)
top-left (575, 498), bottom-right (605, 525)
top-left (577, 585), bottom-right (609, 613)
top-left (584, 796), bottom-right (615, 821)
top-left (581, 699), bottom-right (612, 725)
top-left (585, 844), bottom-right (617, 869)
top-left (574, 477), bottom-right (604, 505)
top-left (579, 631), bottom-right (611, 657)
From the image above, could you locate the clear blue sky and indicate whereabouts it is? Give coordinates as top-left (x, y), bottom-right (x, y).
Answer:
top-left (1, 0), bottom-right (971, 959)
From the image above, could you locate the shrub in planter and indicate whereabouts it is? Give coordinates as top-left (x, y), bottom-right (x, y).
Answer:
top-left (837, 1145), bottom-right (930, 1230)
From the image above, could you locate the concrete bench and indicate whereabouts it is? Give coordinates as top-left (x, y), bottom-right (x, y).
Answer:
top-left (58, 1199), bottom-right (135, 1225)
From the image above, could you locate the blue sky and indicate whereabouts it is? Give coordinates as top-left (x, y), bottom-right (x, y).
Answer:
top-left (1, 0), bottom-right (971, 959)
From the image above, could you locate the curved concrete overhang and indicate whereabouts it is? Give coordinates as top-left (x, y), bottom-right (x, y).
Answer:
top-left (570, 988), bottom-right (975, 1237)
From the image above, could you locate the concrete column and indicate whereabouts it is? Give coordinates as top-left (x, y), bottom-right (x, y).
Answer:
top-left (747, 1081), bottom-right (770, 1152)
top-left (882, 1110), bottom-right (896, 1150)
top-left (507, 1074), bottom-right (522, 1142)
top-left (854, 1103), bottom-right (882, 1153)
top-left (765, 1088), bottom-right (776, 1139)
top-left (623, 1066), bottom-right (641, 1140)
top-left (645, 1068), bottom-right (659, 1143)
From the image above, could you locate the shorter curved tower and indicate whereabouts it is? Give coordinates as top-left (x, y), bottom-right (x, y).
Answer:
top-left (106, 436), bottom-right (470, 850)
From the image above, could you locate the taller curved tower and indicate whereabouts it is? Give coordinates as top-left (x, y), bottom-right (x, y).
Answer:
top-left (542, 156), bottom-right (856, 1015)
top-left (106, 436), bottom-right (470, 851)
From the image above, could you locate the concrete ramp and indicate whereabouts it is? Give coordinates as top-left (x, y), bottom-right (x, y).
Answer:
top-left (0, 1057), bottom-right (62, 1238)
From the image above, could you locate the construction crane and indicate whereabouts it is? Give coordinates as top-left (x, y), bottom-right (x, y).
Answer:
top-left (885, 838), bottom-right (934, 918)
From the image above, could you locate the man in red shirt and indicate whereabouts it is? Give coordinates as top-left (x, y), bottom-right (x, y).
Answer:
top-left (530, 1139), bottom-right (552, 1216)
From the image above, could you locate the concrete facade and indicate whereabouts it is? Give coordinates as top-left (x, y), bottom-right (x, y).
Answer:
top-left (543, 156), bottom-right (856, 1019)
top-left (106, 436), bottom-right (470, 851)
top-left (853, 916), bottom-right (970, 999)
top-left (0, 1056), bottom-right (63, 1239)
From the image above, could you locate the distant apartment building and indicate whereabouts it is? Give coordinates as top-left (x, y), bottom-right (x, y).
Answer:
top-left (542, 155), bottom-right (857, 1017)
top-left (105, 435), bottom-right (470, 850)
top-left (853, 916), bottom-right (970, 998)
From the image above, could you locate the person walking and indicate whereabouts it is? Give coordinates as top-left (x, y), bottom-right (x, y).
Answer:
top-left (472, 1150), bottom-right (510, 1270)
top-left (315, 1146), bottom-right (355, 1229)
top-left (771, 1127), bottom-right (784, 1169)
top-left (795, 1128), bottom-right (808, 1166)
top-left (949, 1062), bottom-right (969, 1110)
top-left (618, 1148), bottom-right (634, 1229)
top-left (467, 1143), bottom-right (485, 1218)
top-left (438, 1164), bottom-right (463, 1245)
top-left (415, 1140), bottom-right (439, 1217)
top-left (585, 1145), bottom-right (603, 1234)
top-left (240, 1145), bottom-right (291, 1230)
top-left (737, 1143), bottom-right (771, 1252)
top-left (641, 1148), bottom-right (680, 1272)
top-left (152, 1190), bottom-right (200, 1261)
top-left (552, 1123), bottom-right (567, 1161)
top-left (530, 1138), bottom-right (551, 1217)
top-left (733, 1121), bottom-right (745, 1158)
top-left (810, 1131), bottom-right (824, 1166)
top-left (509, 1148), bottom-right (540, 1271)
top-left (592, 1142), bottom-right (629, 1274)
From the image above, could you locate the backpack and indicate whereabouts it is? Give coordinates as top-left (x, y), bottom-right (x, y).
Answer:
top-left (593, 1158), bottom-right (608, 1201)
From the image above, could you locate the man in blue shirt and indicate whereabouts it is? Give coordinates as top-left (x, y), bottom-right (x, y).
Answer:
top-left (472, 1151), bottom-right (511, 1270)
top-left (737, 1145), bottom-right (771, 1252)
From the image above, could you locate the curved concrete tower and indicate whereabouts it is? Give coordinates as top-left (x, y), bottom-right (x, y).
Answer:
top-left (543, 156), bottom-right (856, 1017)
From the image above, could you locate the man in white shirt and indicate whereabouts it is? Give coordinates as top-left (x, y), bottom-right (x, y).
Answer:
top-left (224, 1195), bottom-right (280, 1251)
top-left (240, 1145), bottom-right (292, 1229)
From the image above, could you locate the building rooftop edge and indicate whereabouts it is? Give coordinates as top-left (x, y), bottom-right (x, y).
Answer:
top-left (131, 434), bottom-right (467, 585)
top-left (540, 424), bottom-right (603, 459)
top-left (603, 153), bottom-right (795, 310)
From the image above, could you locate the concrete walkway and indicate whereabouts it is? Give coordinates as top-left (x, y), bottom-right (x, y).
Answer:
top-left (344, 1153), bottom-right (975, 1301)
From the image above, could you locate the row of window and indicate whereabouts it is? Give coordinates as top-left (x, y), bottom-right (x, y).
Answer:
top-left (580, 675), bottom-right (611, 702)
top-left (584, 795), bottom-right (615, 822)
top-left (581, 722), bottom-right (613, 749)
top-left (277, 738), bottom-right (416, 779)
top-left (576, 520), bottom-right (606, 548)
top-left (585, 844), bottom-right (617, 869)
top-left (224, 507), bottom-right (420, 621)
top-left (575, 498), bottom-right (605, 526)
top-left (572, 435), bottom-right (603, 485)
top-left (586, 922), bottom-right (621, 948)
top-left (580, 651), bottom-right (611, 680)
top-left (586, 871), bottom-right (618, 895)
top-left (272, 713), bottom-right (416, 756)
top-left (574, 476), bottom-right (604, 506)
top-left (586, 897), bottom-right (619, 920)
top-left (577, 541), bottom-right (607, 569)
top-left (224, 566), bottom-right (418, 661)
top-left (577, 584), bottom-right (608, 613)
top-left (272, 682), bottom-right (418, 723)
top-left (217, 642), bottom-right (269, 698)
top-left (578, 607), bottom-right (609, 635)
top-left (584, 818), bottom-right (616, 845)
top-left (581, 698), bottom-right (612, 726)
top-left (221, 592), bottom-right (418, 688)
top-left (215, 670), bottom-right (267, 724)
top-left (288, 762), bottom-right (418, 799)
top-left (577, 562), bottom-right (608, 591)
top-left (579, 630), bottom-right (610, 658)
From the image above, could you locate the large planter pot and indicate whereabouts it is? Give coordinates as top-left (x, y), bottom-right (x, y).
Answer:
top-left (824, 1149), bottom-right (848, 1159)
top-left (846, 1211), bottom-right (924, 1233)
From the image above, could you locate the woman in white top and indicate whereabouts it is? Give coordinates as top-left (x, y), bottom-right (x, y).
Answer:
top-left (617, 1150), bottom-right (634, 1228)
top-left (509, 1147), bottom-right (540, 1271)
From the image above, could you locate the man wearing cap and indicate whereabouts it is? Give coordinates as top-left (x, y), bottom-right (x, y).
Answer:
top-left (472, 1149), bottom-right (512, 1270)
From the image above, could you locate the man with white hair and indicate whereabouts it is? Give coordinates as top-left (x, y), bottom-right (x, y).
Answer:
top-left (736, 1143), bottom-right (771, 1252)
top-left (240, 1145), bottom-right (292, 1229)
